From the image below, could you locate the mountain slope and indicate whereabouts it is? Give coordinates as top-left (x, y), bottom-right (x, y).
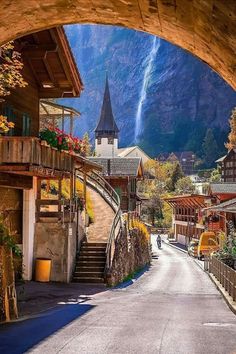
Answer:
top-left (60, 24), bottom-right (236, 158)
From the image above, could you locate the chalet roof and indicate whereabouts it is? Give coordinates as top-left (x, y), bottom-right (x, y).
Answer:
top-left (117, 145), bottom-right (151, 160)
top-left (164, 194), bottom-right (210, 208)
top-left (215, 155), bottom-right (227, 163)
top-left (203, 197), bottom-right (236, 213)
top-left (95, 77), bottom-right (119, 133)
top-left (88, 157), bottom-right (143, 177)
top-left (18, 27), bottom-right (83, 98)
top-left (210, 183), bottom-right (236, 194)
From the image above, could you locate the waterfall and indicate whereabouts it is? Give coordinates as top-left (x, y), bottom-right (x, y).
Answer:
top-left (134, 37), bottom-right (161, 142)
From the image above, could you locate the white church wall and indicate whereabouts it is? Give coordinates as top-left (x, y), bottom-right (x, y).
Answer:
top-left (95, 137), bottom-right (118, 157)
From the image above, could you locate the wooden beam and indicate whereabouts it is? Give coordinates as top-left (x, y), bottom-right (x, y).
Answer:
top-left (22, 43), bottom-right (57, 59)
top-left (0, 173), bottom-right (32, 189)
top-left (39, 88), bottom-right (74, 98)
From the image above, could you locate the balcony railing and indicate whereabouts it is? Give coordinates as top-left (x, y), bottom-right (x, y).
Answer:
top-left (0, 137), bottom-right (74, 173)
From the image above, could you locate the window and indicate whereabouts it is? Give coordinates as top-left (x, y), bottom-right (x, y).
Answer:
top-left (97, 137), bottom-right (101, 145)
top-left (3, 105), bottom-right (16, 136)
top-left (108, 137), bottom-right (114, 144)
top-left (22, 114), bottom-right (31, 136)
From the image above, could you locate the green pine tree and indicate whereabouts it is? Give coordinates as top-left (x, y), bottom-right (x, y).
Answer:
top-left (167, 162), bottom-right (184, 192)
top-left (202, 128), bottom-right (218, 168)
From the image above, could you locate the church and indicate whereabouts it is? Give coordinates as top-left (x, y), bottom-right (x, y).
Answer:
top-left (90, 77), bottom-right (143, 212)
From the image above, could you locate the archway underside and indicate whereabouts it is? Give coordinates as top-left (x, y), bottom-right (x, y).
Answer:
top-left (1, 0), bottom-right (236, 89)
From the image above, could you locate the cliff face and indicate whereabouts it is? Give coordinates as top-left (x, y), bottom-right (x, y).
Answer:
top-left (61, 24), bottom-right (236, 157)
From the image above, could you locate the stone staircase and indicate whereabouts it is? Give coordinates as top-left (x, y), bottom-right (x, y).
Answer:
top-left (73, 242), bottom-right (107, 283)
top-left (73, 185), bottom-right (115, 283)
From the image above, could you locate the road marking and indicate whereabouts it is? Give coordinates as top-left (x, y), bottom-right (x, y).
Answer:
top-left (203, 322), bottom-right (236, 327)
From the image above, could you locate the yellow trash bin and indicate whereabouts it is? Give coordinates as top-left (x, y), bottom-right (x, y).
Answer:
top-left (35, 258), bottom-right (51, 282)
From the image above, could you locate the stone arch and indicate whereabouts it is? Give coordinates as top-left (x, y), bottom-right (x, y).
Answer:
top-left (0, 1), bottom-right (236, 89)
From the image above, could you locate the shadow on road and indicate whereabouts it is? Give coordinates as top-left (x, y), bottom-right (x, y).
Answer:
top-left (0, 303), bottom-right (94, 354)
top-left (113, 265), bottom-right (150, 289)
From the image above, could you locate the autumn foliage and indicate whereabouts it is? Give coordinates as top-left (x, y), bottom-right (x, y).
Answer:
top-left (225, 107), bottom-right (236, 151)
top-left (0, 41), bottom-right (27, 97)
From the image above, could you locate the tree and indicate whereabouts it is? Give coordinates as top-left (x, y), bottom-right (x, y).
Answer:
top-left (81, 132), bottom-right (91, 157)
top-left (175, 176), bottom-right (195, 194)
top-left (225, 107), bottom-right (236, 151)
top-left (0, 41), bottom-right (27, 97)
top-left (202, 128), bottom-right (218, 168)
top-left (210, 168), bottom-right (221, 182)
top-left (166, 162), bottom-right (184, 192)
top-left (143, 183), bottom-right (163, 226)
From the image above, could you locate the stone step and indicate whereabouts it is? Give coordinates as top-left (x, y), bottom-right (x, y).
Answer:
top-left (76, 261), bottom-right (105, 267)
top-left (74, 271), bottom-right (104, 278)
top-left (75, 266), bottom-right (104, 272)
top-left (79, 251), bottom-right (105, 256)
top-left (80, 246), bottom-right (106, 252)
top-left (82, 242), bottom-right (107, 247)
top-left (73, 277), bottom-right (104, 283)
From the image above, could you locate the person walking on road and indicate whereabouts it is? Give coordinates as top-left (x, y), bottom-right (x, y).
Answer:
top-left (156, 234), bottom-right (162, 249)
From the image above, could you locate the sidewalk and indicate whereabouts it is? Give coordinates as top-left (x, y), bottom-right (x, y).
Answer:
top-left (15, 281), bottom-right (106, 319)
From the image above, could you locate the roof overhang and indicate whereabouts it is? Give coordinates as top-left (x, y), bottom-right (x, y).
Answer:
top-left (17, 26), bottom-right (83, 98)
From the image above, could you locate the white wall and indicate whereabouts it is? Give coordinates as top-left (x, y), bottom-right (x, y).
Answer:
top-left (22, 177), bottom-right (36, 280)
top-left (95, 137), bottom-right (118, 157)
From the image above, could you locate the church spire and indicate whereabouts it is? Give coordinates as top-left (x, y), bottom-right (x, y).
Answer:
top-left (95, 75), bottom-right (119, 138)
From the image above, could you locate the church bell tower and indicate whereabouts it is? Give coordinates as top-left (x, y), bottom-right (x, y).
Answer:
top-left (95, 76), bottom-right (119, 157)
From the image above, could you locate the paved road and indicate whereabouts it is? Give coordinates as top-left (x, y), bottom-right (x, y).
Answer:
top-left (1, 236), bottom-right (236, 354)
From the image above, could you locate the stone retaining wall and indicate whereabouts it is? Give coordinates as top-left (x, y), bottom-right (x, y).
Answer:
top-left (106, 227), bottom-right (151, 286)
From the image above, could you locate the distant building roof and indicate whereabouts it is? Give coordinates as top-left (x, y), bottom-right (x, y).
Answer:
top-left (95, 76), bottom-right (119, 134)
top-left (210, 183), bottom-right (236, 194)
top-left (89, 157), bottom-right (143, 177)
top-left (157, 151), bottom-right (195, 162)
top-left (117, 146), bottom-right (151, 160)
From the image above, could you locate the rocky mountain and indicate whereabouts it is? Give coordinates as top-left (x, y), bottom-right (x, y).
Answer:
top-left (60, 24), bottom-right (236, 159)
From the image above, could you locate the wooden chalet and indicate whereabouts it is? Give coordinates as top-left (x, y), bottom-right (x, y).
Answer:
top-left (89, 157), bottom-right (143, 212)
top-left (0, 27), bottom-right (101, 282)
top-left (165, 194), bottom-right (211, 246)
top-left (216, 149), bottom-right (236, 182)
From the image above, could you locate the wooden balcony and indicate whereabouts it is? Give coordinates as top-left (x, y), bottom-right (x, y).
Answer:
top-left (0, 137), bottom-right (74, 177)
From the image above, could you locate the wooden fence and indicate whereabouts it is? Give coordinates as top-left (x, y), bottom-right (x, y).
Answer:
top-left (208, 256), bottom-right (236, 301)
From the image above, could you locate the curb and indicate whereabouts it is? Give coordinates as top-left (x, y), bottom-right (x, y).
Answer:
top-left (162, 239), bottom-right (187, 254)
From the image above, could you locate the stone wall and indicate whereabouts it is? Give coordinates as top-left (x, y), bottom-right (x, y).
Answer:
top-left (0, 1), bottom-right (235, 89)
top-left (106, 227), bottom-right (151, 286)
top-left (34, 222), bottom-right (81, 283)
top-left (0, 246), bottom-right (18, 322)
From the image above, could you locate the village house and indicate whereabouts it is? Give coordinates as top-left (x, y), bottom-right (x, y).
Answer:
top-left (90, 77), bottom-right (143, 213)
top-left (216, 148), bottom-right (236, 182)
top-left (165, 194), bottom-right (211, 246)
top-left (157, 151), bottom-right (196, 175)
top-left (0, 26), bottom-right (100, 283)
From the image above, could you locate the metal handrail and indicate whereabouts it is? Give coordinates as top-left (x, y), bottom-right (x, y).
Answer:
top-left (76, 170), bottom-right (123, 271)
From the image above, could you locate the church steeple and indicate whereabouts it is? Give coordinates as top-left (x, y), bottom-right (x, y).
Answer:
top-left (95, 76), bottom-right (119, 139)
top-left (95, 76), bottom-right (119, 157)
